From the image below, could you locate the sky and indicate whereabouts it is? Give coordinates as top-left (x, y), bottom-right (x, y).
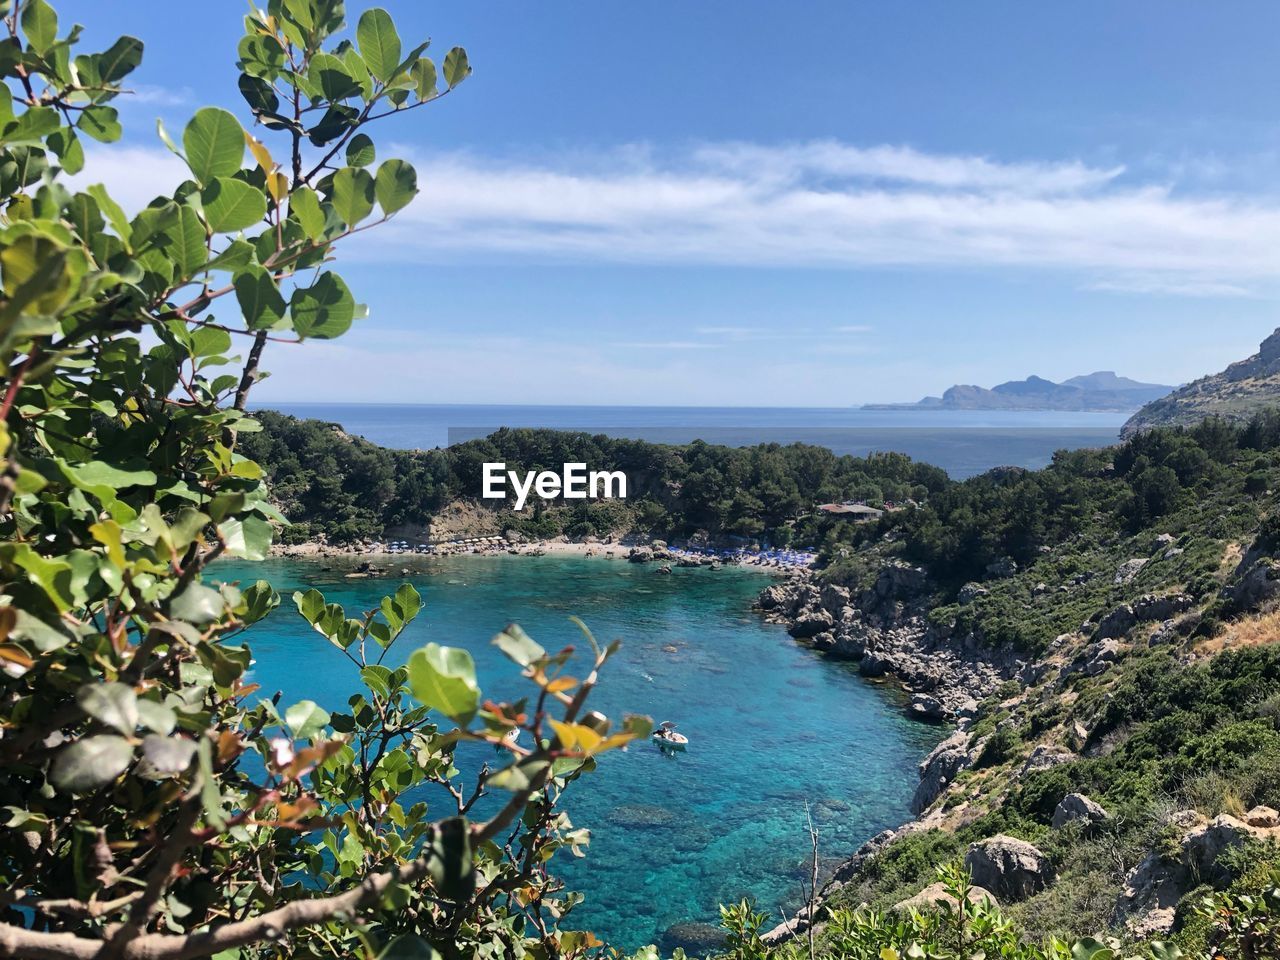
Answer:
top-left (53, 1), bottom-right (1280, 406)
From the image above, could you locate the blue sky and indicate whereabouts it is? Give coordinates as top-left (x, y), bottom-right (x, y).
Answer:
top-left (57, 1), bottom-right (1280, 405)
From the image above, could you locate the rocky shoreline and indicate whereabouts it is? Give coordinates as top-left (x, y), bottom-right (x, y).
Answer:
top-left (753, 561), bottom-right (1026, 722)
top-left (750, 561), bottom-right (1033, 945)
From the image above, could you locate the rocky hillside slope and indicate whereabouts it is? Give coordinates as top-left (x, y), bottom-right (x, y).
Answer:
top-left (1124, 327), bottom-right (1280, 435)
top-left (743, 414), bottom-right (1280, 955)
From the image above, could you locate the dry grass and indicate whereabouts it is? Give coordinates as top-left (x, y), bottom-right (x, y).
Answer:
top-left (1219, 541), bottom-right (1244, 576)
top-left (1197, 609), bottom-right (1280, 655)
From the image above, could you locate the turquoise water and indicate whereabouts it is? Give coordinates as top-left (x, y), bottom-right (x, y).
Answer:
top-left (214, 555), bottom-right (942, 949)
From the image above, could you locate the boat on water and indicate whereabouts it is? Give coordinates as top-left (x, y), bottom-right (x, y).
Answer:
top-left (652, 720), bottom-right (688, 751)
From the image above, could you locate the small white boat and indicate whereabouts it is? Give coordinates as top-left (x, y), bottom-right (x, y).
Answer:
top-left (652, 721), bottom-right (688, 751)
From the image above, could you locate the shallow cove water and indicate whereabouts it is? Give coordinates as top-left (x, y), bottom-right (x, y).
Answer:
top-left (214, 555), bottom-right (943, 949)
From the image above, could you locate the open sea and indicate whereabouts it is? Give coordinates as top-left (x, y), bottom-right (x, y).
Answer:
top-left (217, 555), bottom-right (943, 950)
top-left (258, 403), bottom-right (1128, 479)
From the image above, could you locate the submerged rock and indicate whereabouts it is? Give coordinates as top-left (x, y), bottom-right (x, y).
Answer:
top-left (660, 922), bottom-right (727, 954)
top-left (608, 803), bottom-right (677, 828)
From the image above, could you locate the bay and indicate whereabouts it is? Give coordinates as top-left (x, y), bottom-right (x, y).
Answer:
top-left (215, 554), bottom-right (943, 948)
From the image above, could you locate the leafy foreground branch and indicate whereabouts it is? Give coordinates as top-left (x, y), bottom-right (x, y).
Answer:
top-left (715, 861), bottom-right (1277, 960)
top-left (0, 1), bottom-right (651, 957)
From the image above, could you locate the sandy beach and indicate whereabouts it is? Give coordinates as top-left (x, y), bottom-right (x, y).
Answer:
top-left (271, 536), bottom-right (814, 573)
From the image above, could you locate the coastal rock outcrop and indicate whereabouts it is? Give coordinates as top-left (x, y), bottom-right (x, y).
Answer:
top-left (1116, 812), bottom-right (1280, 935)
top-left (788, 609), bottom-right (835, 639)
top-left (1019, 744), bottom-right (1077, 777)
top-left (1224, 557), bottom-right (1280, 614)
top-left (1114, 558), bottom-right (1148, 585)
top-left (757, 568), bottom-right (1022, 721)
top-left (1052, 793), bottom-right (1108, 830)
top-left (912, 731), bottom-right (974, 813)
top-left (964, 835), bottom-right (1054, 901)
top-left (893, 881), bottom-right (998, 913)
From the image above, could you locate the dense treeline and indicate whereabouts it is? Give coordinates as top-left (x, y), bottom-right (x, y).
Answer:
top-left (246, 411), bottom-right (1280, 584)
top-left (850, 410), bottom-right (1280, 587)
top-left (241, 411), bottom-right (950, 544)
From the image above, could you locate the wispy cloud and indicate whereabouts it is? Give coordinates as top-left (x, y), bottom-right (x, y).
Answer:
top-left (125, 84), bottom-right (195, 107)
top-left (79, 139), bottom-right (1280, 296)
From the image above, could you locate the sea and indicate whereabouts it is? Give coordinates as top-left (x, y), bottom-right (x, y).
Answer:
top-left (220, 555), bottom-right (942, 950)
top-left (258, 403), bottom-right (1128, 479)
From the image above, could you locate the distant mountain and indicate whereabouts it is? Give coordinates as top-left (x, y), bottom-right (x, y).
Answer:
top-left (865, 371), bottom-right (1174, 413)
top-left (1122, 327), bottom-right (1280, 436)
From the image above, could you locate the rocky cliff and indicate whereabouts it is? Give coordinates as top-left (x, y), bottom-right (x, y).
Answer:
top-left (1123, 327), bottom-right (1280, 435)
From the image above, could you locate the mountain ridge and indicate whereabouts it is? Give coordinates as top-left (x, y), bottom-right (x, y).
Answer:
top-left (865, 370), bottom-right (1174, 412)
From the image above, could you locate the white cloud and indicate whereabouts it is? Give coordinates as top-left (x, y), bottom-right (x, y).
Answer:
top-left (125, 84), bottom-right (195, 107)
top-left (77, 139), bottom-right (1280, 296)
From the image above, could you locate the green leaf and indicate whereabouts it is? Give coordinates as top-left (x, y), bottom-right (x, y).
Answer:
top-left (346, 133), bottom-right (375, 167)
top-left (356, 7), bottom-right (402, 83)
top-left (486, 757), bottom-right (549, 792)
top-left (407, 643), bottom-right (480, 722)
top-left (377, 935), bottom-right (441, 960)
top-left (393, 582), bottom-right (421, 622)
top-left (1070, 940), bottom-right (1114, 960)
top-left (47, 128), bottom-right (84, 174)
top-left (293, 588), bottom-right (326, 624)
top-left (140, 734), bottom-right (196, 777)
top-left (98, 35), bottom-right (144, 83)
top-left (218, 515), bottom-right (272, 560)
top-left (136, 700), bottom-right (177, 736)
top-left (290, 271), bottom-right (357, 339)
top-left (203, 238), bottom-right (254, 273)
top-left (411, 58), bottom-right (437, 101)
top-left (60, 460), bottom-right (157, 491)
top-left (238, 72), bottom-right (279, 115)
top-left (330, 166), bottom-right (374, 226)
top-left (427, 817), bottom-right (474, 901)
top-left (169, 583), bottom-right (223, 625)
top-left (20, 0), bottom-right (57, 53)
top-left (443, 47), bottom-right (471, 88)
top-left (182, 107), bottom-right (245, 185)
top-left (285, 700), bottom-right (330, 740)
top-left (77, 105), bottom-right (122, 143)
top-left (202, 177), bottom-right (266, 233)
top-left (76, 682), bottom-right (138, 734)
top-left (50, 736), bottom-right (133, 794)
top-left (310, 51), bottom-right (362, 100)
top-left (234, 267), bottom-right (286, 330)
top-left (167, 205), bottom-right (208, 278)
top-left (374, 159), bottom-right (417, 215)
top-left (87, 184), bottom-right (131, 245)
top-left (0, 106), bottom-right (59, 146)
top-left (289, 185), bottom-right (326, 242)
top-left (361, 664), bottom-right (394, 698)
top-left (491, 624), bottom-right (545, 668)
